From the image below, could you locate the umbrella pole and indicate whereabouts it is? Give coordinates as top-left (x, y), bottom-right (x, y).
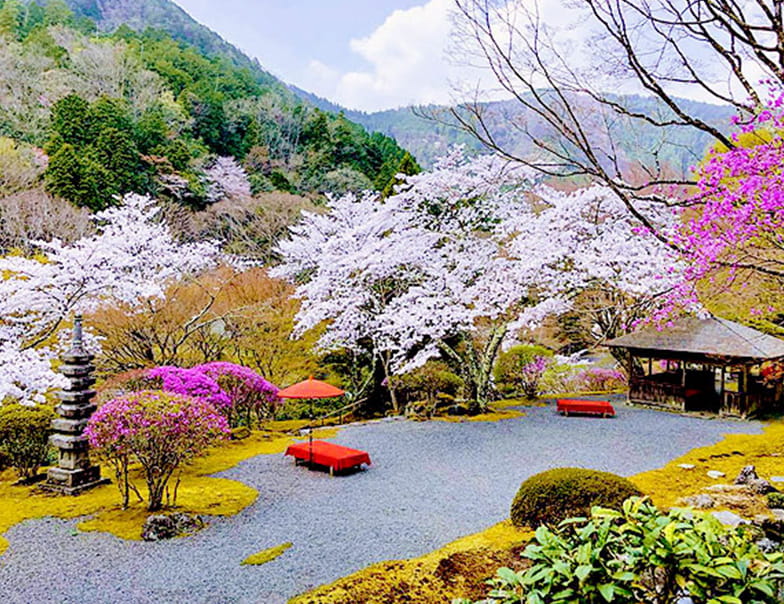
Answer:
top-left (309, 397), bottom-right (313, 468)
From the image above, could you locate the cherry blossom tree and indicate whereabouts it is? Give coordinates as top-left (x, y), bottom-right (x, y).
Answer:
top-left (0, 193), bottom-right (222, 405)
top-left (204, 156), bottom-right (252, 203)
top-left (274, 150), bottom-right (678, 412)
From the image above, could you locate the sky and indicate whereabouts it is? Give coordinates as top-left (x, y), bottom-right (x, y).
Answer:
top-left (173, 0), bottom-right (486, 112)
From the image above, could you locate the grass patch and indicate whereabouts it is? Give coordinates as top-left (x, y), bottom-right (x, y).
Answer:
top-left (434, 408), bottom-right (525, 423)
top-left (0, 424), bottom-right (338, 555)
top-left (242, 542), bottom-right (293, 566)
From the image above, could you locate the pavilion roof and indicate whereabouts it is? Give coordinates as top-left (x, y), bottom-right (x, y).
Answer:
top-left (606, 316), bottom-right (784, 360)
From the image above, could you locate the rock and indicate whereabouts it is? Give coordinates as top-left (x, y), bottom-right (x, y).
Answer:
top-left (446, 404), bottom-right (469, 416)
top-left (230, 426), bottom-right (251, 440)
top-left (678, 463), bottom-right (696, 470)
top-left (771, 476), bottom-right (784, 483)
top-left (680, 494), bottom-right (715, 509)
top-left (704, 483), bottom-right (746, 492)
top-left (772, 508), bottom-right (784, 521)
top-left (755, 537), bottom-right (780, 553)
top-left (707, 470), bottom-right (725, 479)
top-left (734, 465), bottom-right (759, 485)
top-left (753, 513), bottom-right (784, 541)
top-left (734, 465), bottom-right (777, 494)
top-left (711, 510), bottom-right (748, 527)
top-left (141, 513), bottom-right (205, 541)
top-left (749, 478), bottom-right (778, 495)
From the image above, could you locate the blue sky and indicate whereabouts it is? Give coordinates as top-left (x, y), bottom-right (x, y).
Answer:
top-left (174, 0), bottom-right (479, 112)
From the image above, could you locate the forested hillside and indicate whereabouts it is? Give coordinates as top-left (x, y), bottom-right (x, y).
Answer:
top-left (0, 0), bottom-right (415, 216)
top-left (294, 87), bottom-right (734, 171)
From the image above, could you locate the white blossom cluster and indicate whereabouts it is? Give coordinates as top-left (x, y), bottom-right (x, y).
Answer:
top-left (274, 149), bottom-right (679, 375)
top-left (0, 194), bottom-right (223, 405)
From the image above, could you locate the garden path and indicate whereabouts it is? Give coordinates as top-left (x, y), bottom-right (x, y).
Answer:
top-left (0, 401), bottom-right (761, 603)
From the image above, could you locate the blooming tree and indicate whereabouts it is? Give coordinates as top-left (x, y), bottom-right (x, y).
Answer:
top-left (670, 91), bottom-right (784, 328)
top-left (204, 156), bottom-right (253, 203)
top-left (86, 390), bottom-right (229, 510)
top-left (275, 150), bottom-right (677, 412)
top-left (0, 194), bottom-right (222, 404)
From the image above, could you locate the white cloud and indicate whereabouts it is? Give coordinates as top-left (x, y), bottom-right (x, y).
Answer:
top-left (304, 0), bottom-right (500, 112)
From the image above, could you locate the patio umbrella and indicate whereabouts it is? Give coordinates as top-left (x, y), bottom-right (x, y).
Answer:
top-left (277, 377), bottom-right (345, 465)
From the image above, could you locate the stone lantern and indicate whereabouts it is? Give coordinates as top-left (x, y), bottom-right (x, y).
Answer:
top-left (42, 314), bottom-right (107, 495)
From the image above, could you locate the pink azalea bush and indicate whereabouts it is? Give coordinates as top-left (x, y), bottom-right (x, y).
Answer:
top-left (194, 362), bottom-right (280, 426)
top-left (577, 367), bottom-right (627, 392)
top-left (86, 390), bottom-right (229, 511)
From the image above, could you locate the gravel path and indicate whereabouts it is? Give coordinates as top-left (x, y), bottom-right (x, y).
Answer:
top-left (0, 401), bottom-right (762, 603)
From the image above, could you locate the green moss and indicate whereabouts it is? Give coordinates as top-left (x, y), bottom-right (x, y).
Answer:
top-left (510, 467), bottom-right (642, 528)
top-left (241, 542), bottom-right (292, 566)
top-left (0, 425), bottom-right (339, 555)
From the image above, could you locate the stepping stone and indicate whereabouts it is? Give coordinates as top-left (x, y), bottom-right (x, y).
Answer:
top-left (711, 510), bottom-right (747, 527)
top-left (707, 470), bottom-right (725, 479)
top-left (678, 463), bottom-right (696, 470)
top-left (771, 476), bottom-right (784, 483)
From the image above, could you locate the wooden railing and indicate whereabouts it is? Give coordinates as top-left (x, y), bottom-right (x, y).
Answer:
top-left (629, 378), bottom-right (685, 410)
top-left (722, 392), bottom-right (769, 418)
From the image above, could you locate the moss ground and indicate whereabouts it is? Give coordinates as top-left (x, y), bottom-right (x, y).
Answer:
top-left (242, 541), bottom-right (293, 566)
top-left (0, 424), bottom-right (337, 555)
top-left (289, 521), bottom-right (533, 604)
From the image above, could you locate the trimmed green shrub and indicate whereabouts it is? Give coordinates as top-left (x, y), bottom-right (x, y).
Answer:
top-left (768, 492), bottom-right (784, 509)
top-left (0, 404), bottom-right (54, 479)
top-left (459, 498), bottom-right (784, 604)
top-left (510, 467), bottom-right (642, 527)
top-left (391, 361), bottom-right (464, 416)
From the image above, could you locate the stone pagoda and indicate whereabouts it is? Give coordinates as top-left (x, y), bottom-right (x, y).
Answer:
top-left (42, 314), bottom-right (107, 495)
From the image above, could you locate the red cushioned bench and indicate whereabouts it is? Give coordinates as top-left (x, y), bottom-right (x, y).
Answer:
top-left (557, 399), bottom-right (616, 418)
top-left (285, 440), bottom-right (371, 476)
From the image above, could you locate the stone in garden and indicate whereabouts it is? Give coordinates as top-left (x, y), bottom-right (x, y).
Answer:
top-left (753, 514), bottom-right (784, 542)
top-left (734, 465), bottom-right (777, 493)
top-left (771, 476), bottom-right (784, 483)
top-left (678, 463), bottom-right (696, 470)
top-left (141, 513), bottom-right (205, 541)
top-left (707, 470), bottom-right (725, 479)
top-left (755, 537), bottom-right (779, 553)
top-left (680, 494), bottom-right (714, 509)
top-left (711, 510), bottom-right (748, 527)
top-left (735, 465), bottom-right (759, 484)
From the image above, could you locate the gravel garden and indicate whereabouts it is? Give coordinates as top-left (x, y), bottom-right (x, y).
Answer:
top-left (0, 399), bottom-right (765, 604)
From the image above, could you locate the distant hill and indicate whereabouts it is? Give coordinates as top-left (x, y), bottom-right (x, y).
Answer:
top-left (292, 86), bottom-right (735, 171)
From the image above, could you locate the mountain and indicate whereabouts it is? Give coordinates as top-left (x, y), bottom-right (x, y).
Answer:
top-left (66, 0), bottom-right (276, 82)
top-left (292, 87), bottom-right (735, 171)
top-left (1, 0), bottom-right (414, 211)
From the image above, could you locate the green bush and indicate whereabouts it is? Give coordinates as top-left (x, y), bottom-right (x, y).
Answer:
top-left (458, 498), bottom-right (784, 604)
top-left (493, 345), bottom-right (553, 398)
top-left (0, 404), bottom-right (54, 479)
top-left (391, 361), bottom-right (464, 416)
top-left (510, 467), bottom-right (642, 527)
top-left (768, 492), bottom-right (784, 509)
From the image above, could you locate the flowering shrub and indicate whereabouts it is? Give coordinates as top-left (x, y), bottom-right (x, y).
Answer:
top-left (576, 367), bottom-right (627, 392)
top-left (494, 345), bottom-right (553, 398)
top-left (86, 390), bottom-right (229, 510)
top-left (194, 362), bottom-right (279, 426)
top-left (147, 366), bottom-right (232, 411)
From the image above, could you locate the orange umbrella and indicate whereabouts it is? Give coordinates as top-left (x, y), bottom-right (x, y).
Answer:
top-left (277, 377), bottom-right (345, 400)
top-left (278, 377), bottom-right (345, 465)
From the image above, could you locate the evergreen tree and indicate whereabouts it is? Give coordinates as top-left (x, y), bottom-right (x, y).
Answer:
top-left (93, 127), bottom-right (142, 193)
top-left (45, 143), bottom-right (84, 204)
top-left (380, 152), bottom-right (421, 198)
top-left (50, 94), bottom-right (91, 148)
top-left (0, 0), bottom-right (23, 39)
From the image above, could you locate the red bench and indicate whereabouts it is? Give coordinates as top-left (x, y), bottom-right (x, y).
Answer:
top-left (285, 440), bottom-right (371, 475)
top-left (557, 399), bottom-right (615, 417)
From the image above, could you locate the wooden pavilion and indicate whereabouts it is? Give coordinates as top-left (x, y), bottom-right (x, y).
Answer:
top-left (606, 316), bottom-right (784, 418)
